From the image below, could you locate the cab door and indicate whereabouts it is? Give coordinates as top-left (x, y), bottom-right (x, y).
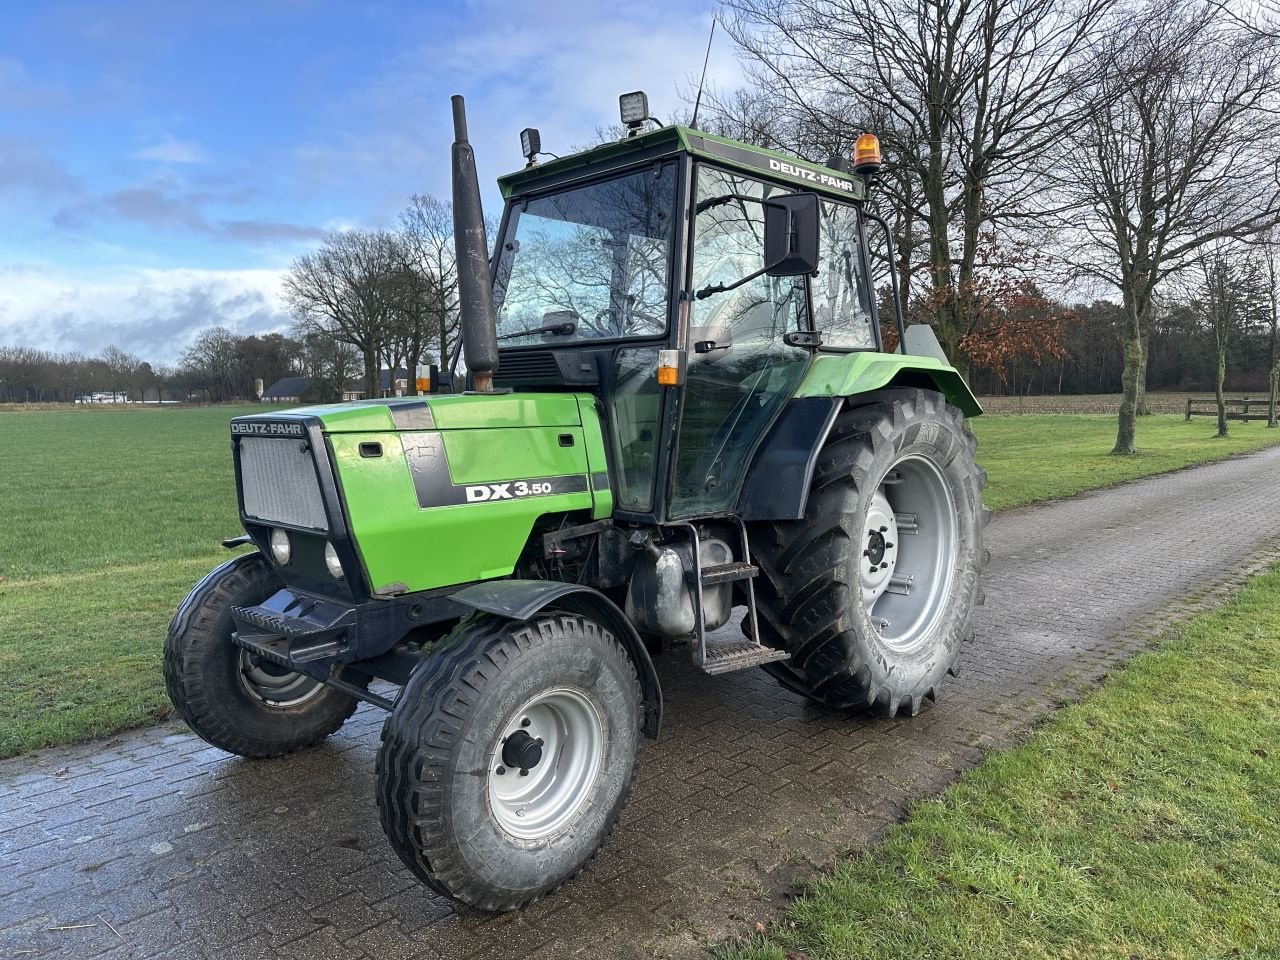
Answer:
top-left (668, 166), bottom-right (811, 518)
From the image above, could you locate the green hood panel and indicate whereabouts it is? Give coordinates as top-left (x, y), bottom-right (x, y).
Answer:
top-left (796, 353), bottom-right (982, 418)
top-left (281, 393), bottom-right (585, 433)
top-left (270, 392), bottom-right (609, 595)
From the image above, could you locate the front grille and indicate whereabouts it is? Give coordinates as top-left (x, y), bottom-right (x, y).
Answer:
top-left (238, 437), bottom-right (328, 530)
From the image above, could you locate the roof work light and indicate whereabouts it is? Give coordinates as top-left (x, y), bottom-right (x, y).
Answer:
top-left (619, 91), bottom-right (651, 136)
top-left (520, 128), bottom-right (541, 167)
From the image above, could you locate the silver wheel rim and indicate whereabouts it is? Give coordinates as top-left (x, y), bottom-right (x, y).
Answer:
top-left (488, 688), bottom-right (605, 841)
top-left (860, 454), bottom-right (958, 653)
top-left (238, 650), bottom-right (324, 707)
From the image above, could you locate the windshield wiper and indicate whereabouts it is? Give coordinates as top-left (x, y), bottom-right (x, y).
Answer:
top-left (496, 320), bottom-right (577, 341)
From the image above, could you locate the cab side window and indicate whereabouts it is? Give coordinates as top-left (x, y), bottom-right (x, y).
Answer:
top-left (813, 201), bottom-right (876, 349)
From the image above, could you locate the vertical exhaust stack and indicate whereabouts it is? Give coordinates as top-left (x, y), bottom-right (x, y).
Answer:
top-left (450, 95), bottom-right (499, 393)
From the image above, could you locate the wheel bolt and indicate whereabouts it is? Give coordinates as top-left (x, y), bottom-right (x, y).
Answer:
top-left (495, 766), bottom-right (506, 775)
top-left (879, 525), bottom-right (888, 532)
top-left (520, 718), bottom-right (530, 727)
top-left (885, 542), bottom-right (894, 549)
top-left (519, 768), bottom-right (529, 777)
top-left (880, 562), bottom-right (889, 570)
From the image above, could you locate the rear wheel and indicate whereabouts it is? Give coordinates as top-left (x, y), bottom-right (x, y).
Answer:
top-left (376, 611), bottom-right (642, 911)
top-left (163, 553), bottom-right (365, 758)
top-left (748, 389), bottom-right (987, 715)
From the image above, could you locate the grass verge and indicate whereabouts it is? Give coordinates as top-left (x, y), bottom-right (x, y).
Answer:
top-left (971, 414), bottom-right (1280, 511)
top-left (720, 565), bottom-right (1280, 960)
top-left (1, 410), bottom-right (1279, 757)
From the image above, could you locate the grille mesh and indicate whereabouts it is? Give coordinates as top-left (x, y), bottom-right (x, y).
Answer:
top-left (238, 437), bottom-right (328, 530)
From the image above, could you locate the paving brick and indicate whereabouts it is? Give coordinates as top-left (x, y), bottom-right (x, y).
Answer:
top-left (4, 448), bottom-right (1280, 959)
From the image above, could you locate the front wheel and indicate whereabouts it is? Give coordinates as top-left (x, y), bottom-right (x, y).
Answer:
top-left (749, 388), bottom-right (988, 716)
top-left (376, 611), bottom-right (642, 911)
top-left (163, 553), bottom-right (365, 758)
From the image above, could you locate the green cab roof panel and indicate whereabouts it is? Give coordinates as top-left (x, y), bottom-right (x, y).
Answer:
top-left (498, 125), bottom-right (866, 203)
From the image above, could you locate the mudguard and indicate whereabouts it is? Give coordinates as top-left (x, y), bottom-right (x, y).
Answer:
top-left (452, 580), bottom-right (663, 739)
top-left (795, 352), bottom-right (982, 417)
top-left (740, 352), bottom-right (981, 522)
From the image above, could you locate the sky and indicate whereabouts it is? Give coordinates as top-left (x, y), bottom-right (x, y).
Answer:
top-left (0, 0), bottom-right (742, 364)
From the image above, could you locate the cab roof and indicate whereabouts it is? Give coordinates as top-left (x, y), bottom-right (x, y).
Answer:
top-left (497, 125), bottom-right (867, 205)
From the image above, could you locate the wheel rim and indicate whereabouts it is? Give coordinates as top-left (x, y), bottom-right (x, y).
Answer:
top-left (860, 454), bottom-right (958, 653)
top-left (488, 688), bottom-right (605, 841)
top-left (238, 650), bottom-right (324, 707)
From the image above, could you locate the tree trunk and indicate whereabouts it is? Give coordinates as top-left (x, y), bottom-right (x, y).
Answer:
top-left (1215, 342), bottom-right (1228, 438)
top-left (1270, 324), bottom-right (1279, 428)
top-left (363, 349), bottom-right (380, 402)
top-left (1113, 307), bottom-right (1143, 455)
top-left (1135, 332), bottom-right (1151, 416)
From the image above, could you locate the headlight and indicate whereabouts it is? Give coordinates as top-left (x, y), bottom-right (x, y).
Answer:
top-left (269, 528), bottom-right (292, 565)
top-left (324, 541), bottom-right (344, 580)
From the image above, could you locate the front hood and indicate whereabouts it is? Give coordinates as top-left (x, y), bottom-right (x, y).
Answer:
top-left (241, 393), bottom-right (585, 433)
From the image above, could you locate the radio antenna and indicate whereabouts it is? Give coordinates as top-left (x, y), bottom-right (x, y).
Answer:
top-left (690, 16), bottom-right (717, 130)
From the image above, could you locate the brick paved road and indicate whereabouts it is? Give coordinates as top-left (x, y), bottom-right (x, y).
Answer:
top-left (5, 447), bottom-right (1280, 960)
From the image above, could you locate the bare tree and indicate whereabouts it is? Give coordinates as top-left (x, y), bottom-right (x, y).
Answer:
top-left (1195, 244), bottom-right (1266, 436)
top-left (1056, 0), bottom-right (1280, 453)
top-left (283, 230), bottom-right (404, 400)
top-left (720, 0), bottom-right (1113, 375)
top-left (1261, 230), bottom-right (1280, 427)
top-left (400, 194), bottom-right (460, 384)
top-left (181, 327), bottom-right (242, 402)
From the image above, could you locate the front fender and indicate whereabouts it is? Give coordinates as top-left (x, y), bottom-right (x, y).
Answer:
top-left (452, 580), bottom-right (663, 739)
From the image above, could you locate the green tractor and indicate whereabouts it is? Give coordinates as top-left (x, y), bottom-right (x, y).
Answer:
top-left (165, 93), bottom-right (986, 911)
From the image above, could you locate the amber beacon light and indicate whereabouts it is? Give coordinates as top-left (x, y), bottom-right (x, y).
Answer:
top-left (853, 133), bottom-right (882, 176)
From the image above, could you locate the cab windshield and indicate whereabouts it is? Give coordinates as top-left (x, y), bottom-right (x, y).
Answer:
top-left (492, 164), bottom-right (677, 346)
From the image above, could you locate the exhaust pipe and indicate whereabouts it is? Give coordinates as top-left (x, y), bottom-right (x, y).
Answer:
top-left (450, 95), bottom-right (499, 393)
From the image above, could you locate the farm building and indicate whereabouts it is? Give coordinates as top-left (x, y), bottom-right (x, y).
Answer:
top-left (262, 377), bottom-right (311, 403)
top-left (343, 369), bottom-right (410, 401)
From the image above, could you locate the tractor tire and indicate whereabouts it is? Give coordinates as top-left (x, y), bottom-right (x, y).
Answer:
top-left (748, 388), bottom-right (987, 716)
top-left (376, 611), bottom-right (642, 911)
top-left (163, 552), bottom-right (365, 758)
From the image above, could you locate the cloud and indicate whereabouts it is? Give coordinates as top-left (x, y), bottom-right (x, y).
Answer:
top-left (291, 0), bottom-right (742, 211)
top-left (135, 134), bottom-right (208, 164)
top-left (55, 183), bottom-right (325, 244)
top-left (0, 56), bottom-right (70, 110)
top-left (0, 137), bottom-right (81, 196)
top-left (0, 264), bottom-right (291, 363)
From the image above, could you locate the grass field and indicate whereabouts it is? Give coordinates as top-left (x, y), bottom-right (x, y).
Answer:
top-left (1, 407), bottom-right (1279, 757)
top-left (720, 564), bottom-right (1280, 960)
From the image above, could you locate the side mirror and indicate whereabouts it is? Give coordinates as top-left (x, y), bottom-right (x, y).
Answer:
top-left (764, 193), bottom-right (819, 276)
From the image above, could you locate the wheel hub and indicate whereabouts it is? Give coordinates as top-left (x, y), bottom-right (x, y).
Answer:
top-left (501, 729), bottom-right (545, 771)
top-left (488, 688), bottom-right (605, 841)
top-left (861, 489), bottom-right (899, 608)
top-left (238, 650), bottom-right (323, 707)
top-left (859, 455), bottom-right (959, 652)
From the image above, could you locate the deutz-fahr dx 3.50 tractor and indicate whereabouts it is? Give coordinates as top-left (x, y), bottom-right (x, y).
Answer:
top-left (165, 92), bottom-right (987, 911)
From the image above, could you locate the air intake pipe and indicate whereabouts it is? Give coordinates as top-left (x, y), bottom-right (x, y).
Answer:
top-left (450, 95), bottom-right (499, 392)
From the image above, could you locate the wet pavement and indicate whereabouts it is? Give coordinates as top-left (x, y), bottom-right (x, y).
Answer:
top-left (4, 445), bottom-right (1280, 959)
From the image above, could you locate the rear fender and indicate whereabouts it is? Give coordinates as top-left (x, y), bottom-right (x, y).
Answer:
top-left (740, 352), bottom-right (981, 522)
top-left (452, 580), bottom-right (663, 739)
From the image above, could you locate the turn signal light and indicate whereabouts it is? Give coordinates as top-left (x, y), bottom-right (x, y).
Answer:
top-left (853, 133), bottom-right (882, 175)
top-left (657, 349), bottom-right (681, 386)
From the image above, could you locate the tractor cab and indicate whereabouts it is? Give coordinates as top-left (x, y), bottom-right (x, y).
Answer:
top-left (480, 121), bottom-right (884, 524)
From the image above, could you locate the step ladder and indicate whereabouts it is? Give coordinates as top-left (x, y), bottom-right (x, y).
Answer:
top-left (681, 519), bottom-right (791, 676)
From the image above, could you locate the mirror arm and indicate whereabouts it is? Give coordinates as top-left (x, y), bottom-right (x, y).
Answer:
top-left (694, 265), bottom-right (770, 300)
top-left (695, 192), bottom-right (762, 215)
top-left (862, 208), bottom-right (907, 352)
